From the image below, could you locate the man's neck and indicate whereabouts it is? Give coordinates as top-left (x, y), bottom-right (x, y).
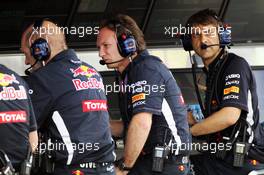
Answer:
top-left (117, 58), bottom-right (131, 73)
top-left (118, 53), bottom-right (138, 74)
top-left (45, 47), bottom-right (67, 64)
top-left (204, 49), bottom-right (223, 69)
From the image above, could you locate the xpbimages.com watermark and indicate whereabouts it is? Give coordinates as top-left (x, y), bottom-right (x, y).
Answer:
top-left (31, 24), bottom-right (99, 38)
top-left (33, 141), bottom-right (100, 154)
top-left (104, 81), bottom-right (165, 95)
top-left (170, 142), bottom-right (232, 154)
top-left (164, 24), bottom-right (232, 38)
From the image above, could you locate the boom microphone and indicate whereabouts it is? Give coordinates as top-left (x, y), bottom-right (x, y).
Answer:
top-left (201, 43), bottom-right (222, 49)
top-left (99, 58), bottom-right (125, 65)
top-left (24, 60), bottom-right (38, 76)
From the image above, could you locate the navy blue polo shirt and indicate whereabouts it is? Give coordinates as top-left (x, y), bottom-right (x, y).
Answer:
top-left (0, 64), bottom-right (37, 167)
top-left (119, 50), bottom-right (191, 155)
top-left (205, 52), bottom-right (259, 142)
top-left (27, 49), bottom-right (115, 165)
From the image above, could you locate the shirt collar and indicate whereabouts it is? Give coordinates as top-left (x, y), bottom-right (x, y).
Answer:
top-left (50, 49), bottom-right (79, 63)
top-left (120, 50), bottom-right (149, 79)
top-left (131, 50), bottom-right (149, 64)
top-left (207, 49), bottom-right (225, 72)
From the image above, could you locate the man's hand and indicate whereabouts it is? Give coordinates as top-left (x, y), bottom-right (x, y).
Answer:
top-left (115, 167), bottom-right (128, 175)
top-left (187, 111), bottom-right (197, 126)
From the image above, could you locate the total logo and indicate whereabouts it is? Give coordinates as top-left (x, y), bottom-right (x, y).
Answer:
top-left (70, 65), bottom-right (98, 78)
top-left (72, 170), bottom-right (84, 175)
top-left (0, 110), bottom-right (27, 124)
top-left (0, 73), bottom-right (19, 87)
top-left (82, 100), bottom-right (107, 112)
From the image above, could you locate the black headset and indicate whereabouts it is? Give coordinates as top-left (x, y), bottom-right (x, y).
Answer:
top-left (112, 21), bottom-right (137, 57)
top-left (30, 19), bottom-right (51, 61)
top-left (181, 11), bottom-right (231, 51)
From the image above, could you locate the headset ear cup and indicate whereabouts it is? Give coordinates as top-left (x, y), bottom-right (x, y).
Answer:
top-left (181, 34), bottom-right (193, 51)
top-left (117, 33), bottom-right (137, 57)
top-left (30, 38), bottom-right (51, 61)
top-left (219, 25), bottom-right (232, 47)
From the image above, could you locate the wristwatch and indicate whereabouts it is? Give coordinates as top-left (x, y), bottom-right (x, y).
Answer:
top-left (117, 159), bottom-right (132, 171)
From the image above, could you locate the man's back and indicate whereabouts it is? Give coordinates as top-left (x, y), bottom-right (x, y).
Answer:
top-left (27, 49), bottom-right (115, 165)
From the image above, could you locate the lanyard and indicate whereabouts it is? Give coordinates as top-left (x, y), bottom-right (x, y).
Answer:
top-left (119, 74), bottom-right (128, 94)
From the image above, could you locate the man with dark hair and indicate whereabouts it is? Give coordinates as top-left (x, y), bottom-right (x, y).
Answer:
top-left (20, 19), bottom-right (116, 175)
top-left (97, 14), bottom-right (191, 175)
top-left (0, 64), bottom-right (38, 173)
top-left (185, 8), bottom-right (264, 175)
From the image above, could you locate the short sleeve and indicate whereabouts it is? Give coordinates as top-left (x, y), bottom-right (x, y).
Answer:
top-left (130, 64), bottom-right (165, 116)
top-left (221, 58), bottom-right (251, 112)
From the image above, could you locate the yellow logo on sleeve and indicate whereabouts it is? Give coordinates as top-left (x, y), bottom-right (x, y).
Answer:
top-left (132, 93), bottom-right (146, 103)
top-left (224, 86), bottom-right (239, 95)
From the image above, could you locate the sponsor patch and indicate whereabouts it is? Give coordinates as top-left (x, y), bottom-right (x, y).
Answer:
top-left (225, 74), bottom-right (240, 81)
top-left (211, 100), bottom-right (218, 110)
top-left (70, 65), bottom-right (98, 78)
top-left (132, 93), bottom-right (146, 103)
top-left (72, 170), bottom-right (84, 175)
top-left (80, 162), bottom-right (96, 169)
top-left (130, 80), bottom-right (147, 87)
top-left (0, 86), bottom-right (27, 100)
top-left (82, 100), bottom-right (107, 112)
top-left (211, 100), bottom-right (217, 106)
top-left (224, 86), bottom-right (240, 95)
top-left (133, 101), bottom-right (146, 108)
top-left (0, 110), bottom-right (27, 124)
top-left (0, 73), bottom-right (19, 87)
top-left (70, 59), bottom-right (82, 64)
top-left (225, 80), bottom-right (240, 86)
top-left (223, 95), bottom-right (239, 100)
top-left (72, 78), bottom-right (104, 91)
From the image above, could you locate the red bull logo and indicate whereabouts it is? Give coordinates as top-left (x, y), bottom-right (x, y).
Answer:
top-left (0, 86), bottom-right (27, 101)
top-left (0, 73), bottom-right (19, 87)
top-left (72, 170), bottom-right (84, 175)
top-left (70, 65), bottom-right (98, 78)
top-left (72, 78), bottom-right (104, 91)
